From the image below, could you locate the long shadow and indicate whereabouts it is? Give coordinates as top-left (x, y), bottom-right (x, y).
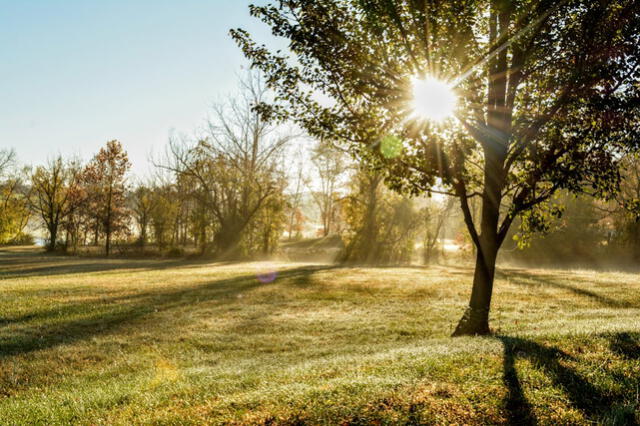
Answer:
top-left (429, 263), bottom-right (637, 309)
top-left (498, 334), bottom-right (639, 425)
top-left (500, 337), bottom-right (536, 425)
top-left (609, 332), bottom-right (640, 360)
top-left (0, 253), bottom-right (232, 281)
top-left (0, 265), bottom-right (332, 359)
top-left (497, 269), bottom-right (637, 309)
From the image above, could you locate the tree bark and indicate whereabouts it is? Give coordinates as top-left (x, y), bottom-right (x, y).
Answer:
top-left (452, 0), bottom-right (512, 336)
top-left (452, 235), bottom-right (498, 336)
top-left (453, 134), bottom-right (506, 335)
top-left (453, 142), bottom-right (504, 336)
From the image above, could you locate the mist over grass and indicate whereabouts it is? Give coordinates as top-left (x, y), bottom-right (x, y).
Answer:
top-left (0, 247), bottom-right (638, 424)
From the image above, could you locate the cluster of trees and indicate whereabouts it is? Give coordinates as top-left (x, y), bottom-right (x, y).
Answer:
top-left (5, 127), bottom-right (640, 268)
top-left (26, 141), bottom-right (131, 255)
top-left (157, 76), bottom-right (291, 258)
top-left (504, 156), bottom-right (640, 267)
top-left (0, 75), bottom-right (293, 259)
top-left (0, 84), bottom-right (455, 264)
top-left (0, 143), bottom-right (131, 254)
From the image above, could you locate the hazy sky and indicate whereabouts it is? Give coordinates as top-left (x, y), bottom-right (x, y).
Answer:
top-left (0, 0), bottom-right (275, 176)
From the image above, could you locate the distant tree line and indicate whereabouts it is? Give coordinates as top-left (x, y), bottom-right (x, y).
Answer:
top-left (2, 71), bottom-right (640, 268)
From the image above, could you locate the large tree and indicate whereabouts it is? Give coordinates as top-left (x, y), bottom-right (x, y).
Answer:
top-left (232, 0), bottom-right (640, 335)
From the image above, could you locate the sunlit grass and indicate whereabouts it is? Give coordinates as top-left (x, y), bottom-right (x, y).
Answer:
top-left (0, 248), bottom-right (639, 424)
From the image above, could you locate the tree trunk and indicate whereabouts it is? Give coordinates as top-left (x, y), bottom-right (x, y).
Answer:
top-left (105, 228), bottom-right (111, 256)
top-left (263, 229), bottom-right (270, 255)
top-left (453, 0), bottom-right (510, 333)
top-left (47, 226), bottom-right (57, 252)
top-left (452, 236), bottom-right (498, 336)
top-left (288, 210), bottom-right (296, 241)
top-left (453, 126), bottom-right (506, 335)
top-left (215, 221), bottom-right (244, 259)
top-left (139, 220), bottom-right (147, 249)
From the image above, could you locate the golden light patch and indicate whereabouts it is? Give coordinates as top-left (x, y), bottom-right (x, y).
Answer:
top-left (149, 358), bottom-right (180, 388)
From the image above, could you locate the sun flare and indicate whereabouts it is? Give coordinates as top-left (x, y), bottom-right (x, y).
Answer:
top-left (410, 76), bottom-right (457, 122)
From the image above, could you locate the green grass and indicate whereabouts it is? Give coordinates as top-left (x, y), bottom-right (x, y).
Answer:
top-left (0, 247), bottom-right (639, 425)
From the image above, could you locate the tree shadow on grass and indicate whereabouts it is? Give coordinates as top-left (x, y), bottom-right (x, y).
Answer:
top-left (609, 332), bottom-right (640, 360)
top-left (500, 336), bottom-right (536, 425)
top-left (0, 252), bottom-right (232, 281)
top-left (0, 265), bottom-right (332, 359)
top-left (498, 334), bottom-right (640, 425)
top-left (496, 269), bottom-right (638, 309)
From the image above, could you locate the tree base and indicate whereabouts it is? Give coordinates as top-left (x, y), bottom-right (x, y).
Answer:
top-left (452, 306), bottom-right (491, 336)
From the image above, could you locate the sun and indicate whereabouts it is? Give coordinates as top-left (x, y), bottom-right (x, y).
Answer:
top-left (410, 76), bottom-right (457, 122)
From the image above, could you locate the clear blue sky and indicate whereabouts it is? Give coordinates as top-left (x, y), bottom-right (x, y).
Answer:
top-left (0, 0), bottom-right (274, 176)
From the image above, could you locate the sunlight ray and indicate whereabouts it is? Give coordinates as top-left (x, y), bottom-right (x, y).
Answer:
top-left (451, 0), bottom-right (570, 89)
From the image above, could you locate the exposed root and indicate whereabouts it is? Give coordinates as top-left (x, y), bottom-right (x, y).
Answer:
top-left (452, 306), bottom-right (491, 336)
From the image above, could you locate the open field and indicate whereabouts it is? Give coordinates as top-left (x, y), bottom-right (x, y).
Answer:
top-left (1, 247), bottom-right (639, 425)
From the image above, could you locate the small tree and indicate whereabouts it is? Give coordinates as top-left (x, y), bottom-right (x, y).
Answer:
top-left (83, 140), bottom-right (131, 256)
top-left (342, 167), bottom-right (420, 264)
top-left (285, 150), bottom-right (309, 240)
top-left (247, 184), bottom-right (288, 255)
top-left (422, 197), bottom-right (456, 264)
top-left (130, 183), bottom-right (156, 249)
top-left (30, 157), bottom-right (79, 251)
top-left (310, 141), bottom-right (346, 237)
top-left (147, 184), bottom-right (178, 250)
top-left (0, 165), bottom-right (31, 245)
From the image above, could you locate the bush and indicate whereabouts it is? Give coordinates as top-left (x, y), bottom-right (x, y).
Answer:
top-left (6, 233), bottom-right (35, 246)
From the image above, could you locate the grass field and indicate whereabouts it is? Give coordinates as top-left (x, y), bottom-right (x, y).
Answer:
top-left (1, 247), bottom-right (639, 425)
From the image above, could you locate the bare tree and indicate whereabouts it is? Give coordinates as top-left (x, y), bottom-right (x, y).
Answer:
top-left (0, 149), bottom-right (15, 175)
top-left (422, 197), bottom-right (456, 264)
top-left (310, 141), bottom-right (345, 237)
top-left (162, 73), bottom-right (291, 257)
top-left (285, 148), bottom-right (309, 240)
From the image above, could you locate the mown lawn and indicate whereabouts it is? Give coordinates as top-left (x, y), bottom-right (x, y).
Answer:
top-left (0, 247), bottom-right (639, 425)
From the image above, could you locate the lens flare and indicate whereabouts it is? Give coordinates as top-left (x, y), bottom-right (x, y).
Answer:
top-left (410, 76), bottom-right (457, 121)
top-left (255, 263), bottom-right (278, 284)
top-left (380, 135), bottom-right (403, 159)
